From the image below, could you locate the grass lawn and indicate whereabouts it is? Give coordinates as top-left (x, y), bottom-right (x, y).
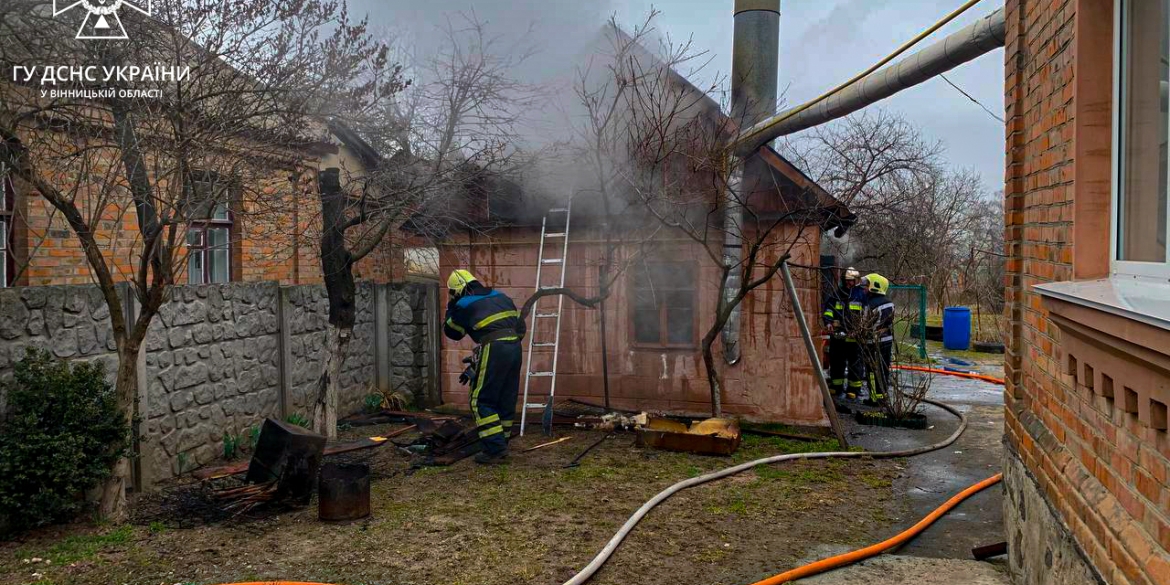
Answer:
top-left (0, 427), bottom-right (906, 585)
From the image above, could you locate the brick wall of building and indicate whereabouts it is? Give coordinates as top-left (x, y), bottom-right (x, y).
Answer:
top-left (1003, 1), bottom-right (1170, 584)
top-left (4, 126), bottom-right (403, 289)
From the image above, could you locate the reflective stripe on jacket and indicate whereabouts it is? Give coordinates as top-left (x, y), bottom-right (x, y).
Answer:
top-left (864, 294), bottom-right (896, 343)
top-left (444, 288), bottom-right (526, 344)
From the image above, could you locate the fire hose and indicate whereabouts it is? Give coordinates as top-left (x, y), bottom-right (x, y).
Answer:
top-left (215, 367), bottom-right (1001, 585)
top-left (748, 472), bottom-right (1003, 585)
top-left (563, 365), bottom-right (1007, 585)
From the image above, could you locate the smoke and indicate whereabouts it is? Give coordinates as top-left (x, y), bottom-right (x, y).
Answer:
top-left (345, 1), bottom-right (712, 217)
top-left (346, 0), bottom-right (615, 87)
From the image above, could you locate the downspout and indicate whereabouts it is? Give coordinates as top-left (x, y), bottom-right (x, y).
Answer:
top-left (724, 0), bottom-right (781, 365)
top-left (734, 7), bottom-right (1006, 150)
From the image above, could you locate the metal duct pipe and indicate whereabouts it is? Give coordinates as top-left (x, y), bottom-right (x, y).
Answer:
top-left (734, 7), bottom-right (1006, 151)
top-left (723, 0), bottom-right (781, 366)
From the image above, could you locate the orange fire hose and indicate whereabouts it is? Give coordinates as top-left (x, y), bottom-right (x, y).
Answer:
top-left (748, 473), bottom-right (1004, 585)
top-left (892, 364), bottom-right (1005, 385)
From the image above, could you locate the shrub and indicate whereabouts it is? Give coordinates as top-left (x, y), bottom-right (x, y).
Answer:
top-left (284, 412), bottom-right (310, 428)
top-left (0, 349), bottom-right (129, 534)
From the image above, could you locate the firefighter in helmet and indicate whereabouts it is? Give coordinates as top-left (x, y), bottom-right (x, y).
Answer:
top-left (859, 273), bottom-right (895, 405)
top-left (823, 267), bottom-right (866, 401)
top-left (444, 269), bottom-right (525, 463)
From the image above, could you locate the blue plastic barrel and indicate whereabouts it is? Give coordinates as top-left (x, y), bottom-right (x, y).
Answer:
top-left (943, 307), bottom-right (971, 350)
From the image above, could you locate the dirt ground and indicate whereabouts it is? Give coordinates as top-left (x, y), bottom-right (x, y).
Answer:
top-left (2, 352), bottom-right (1007, 585)
top-left (1, 427), bottom-right (908, 585)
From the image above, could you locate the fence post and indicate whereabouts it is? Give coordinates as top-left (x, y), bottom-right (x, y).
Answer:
top-left (424, 282), bottom-right (441, 407)
top-left (277, 286), bottom-right (293, 418)
top-left (123, 282), bottom-right (147, 493)
top-left (917, 285), bottom-right (928, 360)
top-left (374, 284), bottom-right (390, 394)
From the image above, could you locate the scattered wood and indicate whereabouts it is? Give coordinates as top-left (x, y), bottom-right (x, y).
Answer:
top-left (971, 541), bottom-right (1007, 561)
top-left (523, 436), bottom-right (571, 452)
top-left (193, 424), bottom-right (417, 481)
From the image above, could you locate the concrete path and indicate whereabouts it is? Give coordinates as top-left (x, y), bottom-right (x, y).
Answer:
top-left (842, 372), bottom-right (1005, 559)
top-left (796, 555), bottom-right (1009, 584)
top-left (802, 367), bottom-right (1008, 583)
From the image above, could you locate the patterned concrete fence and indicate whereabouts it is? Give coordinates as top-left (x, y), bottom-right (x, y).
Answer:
top-left (0, 280), bottom-right (440, 488)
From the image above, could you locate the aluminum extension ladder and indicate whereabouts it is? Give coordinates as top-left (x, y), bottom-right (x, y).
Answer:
top-left (520, 202), bottom-right (572, 436)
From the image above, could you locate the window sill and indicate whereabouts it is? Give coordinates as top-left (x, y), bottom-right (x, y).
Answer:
top-left (1035, 278), bottom-right (1170, 433)
top-left (1033, 278), bottom-right (1170, 333)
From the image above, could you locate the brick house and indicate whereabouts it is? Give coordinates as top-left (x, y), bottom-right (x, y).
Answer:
top-left (435, 148), bottom-right (851, 425)
top-left (1002, 0), bottom-right (1170, 583)
top-left (0, 119), bottom-right (403, 289)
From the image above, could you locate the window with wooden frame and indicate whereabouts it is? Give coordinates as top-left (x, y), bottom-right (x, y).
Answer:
top-left (630, 260), bottom-right (697, 348)
top-left (184, 172), bottom-right (233, 285)
top-left (0, 163), bottom-right (15, 287)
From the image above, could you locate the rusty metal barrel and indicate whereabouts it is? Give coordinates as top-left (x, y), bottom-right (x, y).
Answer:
top-left (318, 463), bottom-right (370, 522)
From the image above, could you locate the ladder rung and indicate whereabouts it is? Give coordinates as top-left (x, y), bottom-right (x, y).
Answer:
top-left (545, 232), bottom-right (566, 238)
top-left (539, 286), bottom-right (560, 291)
top-left (532, 342), bottom-right (556, 347)
top-left (535, 313), bottom-right (558, 318)
top-left (524, 403), bottom-right (547, 409)
top-left (548, 207), bottom-right (569, 213)
top-left (529, 371), bottom-right (554, 377)
top-left (541, 258), bottom-right (563, 264)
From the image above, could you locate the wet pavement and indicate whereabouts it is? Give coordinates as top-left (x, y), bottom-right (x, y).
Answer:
top-left (799, 554), bottom-right (1009, 584)
top-left (840, 368), bottom-right (1006, 561)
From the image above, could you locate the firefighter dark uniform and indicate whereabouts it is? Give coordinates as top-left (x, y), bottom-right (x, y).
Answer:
top-left (860, 273), bottom-right (895, 404)
top-left (823, 273), bottom-right (866, 399)
top-left (443, 269), bottom-right (525, 461)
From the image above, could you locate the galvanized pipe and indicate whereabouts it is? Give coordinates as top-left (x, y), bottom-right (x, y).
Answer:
top-left (723, 0), bottom-right (781, 366)
top-left (734, 7), bottom-right (1006, 151)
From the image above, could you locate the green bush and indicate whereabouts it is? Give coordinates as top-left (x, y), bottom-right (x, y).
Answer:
top-left (284, 412), bottom-right (310, 428)
top-left (0, 349), bottom-right (129, 534)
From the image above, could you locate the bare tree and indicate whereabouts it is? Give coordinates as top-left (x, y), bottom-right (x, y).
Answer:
top-left (781, 110), bottom-right (942, 215)
top-left (0, 0), bottom-right (401, 517)
top-left (309, 11), bottom-right (540, 437)
top-left (566, 14), bottom-right (832, 417)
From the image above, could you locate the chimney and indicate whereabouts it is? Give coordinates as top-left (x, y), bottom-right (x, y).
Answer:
top-left (722, 0), bottom-right (780, 367)
top-left (731, 0), bottom-right (780, 129)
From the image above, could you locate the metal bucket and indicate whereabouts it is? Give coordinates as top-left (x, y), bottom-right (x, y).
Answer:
top-left (318, 463), bottom-right (370, 522)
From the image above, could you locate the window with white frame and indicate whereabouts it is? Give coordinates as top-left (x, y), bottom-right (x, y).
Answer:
top-left (1114, 0), bottom-right (1170, 278)
top-left (184, 173), bottom-right (233, 285)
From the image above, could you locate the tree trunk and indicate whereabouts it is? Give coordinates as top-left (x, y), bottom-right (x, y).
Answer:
top-left (313, 325), bottom-right (351, 439)
top-left (701, 328), bottom-right (723, 418)
top-left (99, 345), bottom-right (140, 521)
top-left (314, 168), bottom-right (356, 439)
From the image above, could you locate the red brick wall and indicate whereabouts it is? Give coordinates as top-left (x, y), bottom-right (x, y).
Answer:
top-left (6, 129), bottom-right (403, 287)
top-left (437, 224), bottom-right (828, 425)
top-left (1004, 1), bottom-right (1170, 583)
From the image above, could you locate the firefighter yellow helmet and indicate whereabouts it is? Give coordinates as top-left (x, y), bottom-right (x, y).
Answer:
top-left (863, 273), bottom-right (890, 296)
top-left (447, 269), bottom-right (478, 296)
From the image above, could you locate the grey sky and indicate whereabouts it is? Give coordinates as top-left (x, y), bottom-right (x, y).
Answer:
top-left (347, 0), bottom-right (1006, 191)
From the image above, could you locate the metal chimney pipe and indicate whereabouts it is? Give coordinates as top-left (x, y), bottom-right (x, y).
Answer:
top-left (722, 0), bottom-right (781, 367)
top-left (735, 7), bottom-right (1006, 149)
